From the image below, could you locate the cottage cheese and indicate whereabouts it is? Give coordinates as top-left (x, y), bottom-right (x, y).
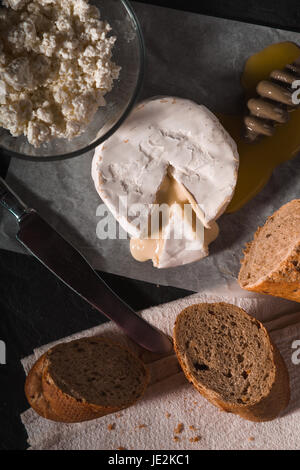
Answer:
top-left (0, 0), bottom-right (120, 147)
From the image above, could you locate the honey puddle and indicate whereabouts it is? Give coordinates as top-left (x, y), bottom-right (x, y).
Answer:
top-left (221, 42), bottom-right (300, 213)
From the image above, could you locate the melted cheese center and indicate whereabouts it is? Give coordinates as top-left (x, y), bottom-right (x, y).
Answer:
top-left (130, 171), bottom-right (219, 263)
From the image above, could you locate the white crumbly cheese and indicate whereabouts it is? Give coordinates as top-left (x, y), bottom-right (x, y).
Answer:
top-left (0, 0), bottom-right (120, 147)
top-left (92, 97), bottom-right (239, 268)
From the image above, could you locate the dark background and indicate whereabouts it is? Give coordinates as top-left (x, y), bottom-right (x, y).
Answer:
top-left (1, 0), bottom-right (300, 450)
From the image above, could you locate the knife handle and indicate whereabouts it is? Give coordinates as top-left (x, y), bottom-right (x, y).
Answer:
top-left (0, 176), bottom-right (30, 222)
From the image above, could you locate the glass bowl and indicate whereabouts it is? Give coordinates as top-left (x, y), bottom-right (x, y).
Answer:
top-left (0, 0), bottom-right (144, 161)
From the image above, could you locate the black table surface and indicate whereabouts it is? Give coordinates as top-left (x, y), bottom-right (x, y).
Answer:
top-left (1, 0), bottom-right (300, 451)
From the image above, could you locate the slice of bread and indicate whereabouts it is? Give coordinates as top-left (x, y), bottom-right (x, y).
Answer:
top-left (25, 353), bottom-right (62, 422)
top-left (25, 337), bottom-right (149, 423)
top-left (173, 302), bottom-right (290, 422)
top-left (238, 199), bottom-right (300, 301)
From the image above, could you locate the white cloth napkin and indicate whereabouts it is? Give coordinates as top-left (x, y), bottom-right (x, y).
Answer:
top-left (21, 293), bottom-right (300, 450)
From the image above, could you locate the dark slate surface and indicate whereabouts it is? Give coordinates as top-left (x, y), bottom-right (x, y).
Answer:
top-left (136, 0), bottom-right (300, 32)
top-left (1, 0), bottom-right (299, 450)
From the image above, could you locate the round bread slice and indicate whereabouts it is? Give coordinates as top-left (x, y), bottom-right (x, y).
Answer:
top-left (25, 337), bottom-right (149, 423)
top-left (173, 303), bottom-right (290, 422)
top-left (238, 199), bottom-right (300, 302)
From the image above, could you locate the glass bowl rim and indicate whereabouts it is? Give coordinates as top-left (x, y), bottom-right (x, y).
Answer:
top-left (0, 0), bottom-right (145, 162)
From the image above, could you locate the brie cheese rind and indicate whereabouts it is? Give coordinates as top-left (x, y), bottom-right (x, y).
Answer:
top-left (92, 97), bottom-right (239, 268)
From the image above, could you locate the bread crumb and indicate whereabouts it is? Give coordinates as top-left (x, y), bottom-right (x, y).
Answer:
top-left (189, 425), bottom-right (196, 431)
top-left (165, 412), bottom-right (171, 418)
top-left (189, 436), bottom-right (201, 443)
top-left (248, 437), bottom-right (255, 442)
top-left (173, 436), bottom-right (180, 442)
top-left (124, 139), bottom-right (129, 143)
top-left (135, 424), bottom-right (147, 429)
top-left (174, 423), bottom-right (184, 434)
top-left (116, 413), bottom-right (123, 418)
top-left (107, 423), bottom-right (115, 431)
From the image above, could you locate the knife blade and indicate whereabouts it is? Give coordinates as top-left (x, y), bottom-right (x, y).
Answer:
top-left (0, 176), bottom-right (172, 354)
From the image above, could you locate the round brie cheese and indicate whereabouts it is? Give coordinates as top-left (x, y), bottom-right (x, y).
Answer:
top-left (92, 97), bottom-right (239, 268)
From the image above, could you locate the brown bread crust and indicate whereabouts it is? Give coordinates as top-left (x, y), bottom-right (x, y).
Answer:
top-left (25, 354), bottom-right (62, 422)
top-left (240, 242), bottom-right (300, 301)
top-left (25, 338), bottom-right (150, 423)
top-left (238, 200), bottom-right (300, 302)
top-left (173, 303), bottom-right (290, 422)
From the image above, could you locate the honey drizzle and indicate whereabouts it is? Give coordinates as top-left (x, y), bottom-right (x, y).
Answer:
top-left (222, 42), bottom-right (300, 213)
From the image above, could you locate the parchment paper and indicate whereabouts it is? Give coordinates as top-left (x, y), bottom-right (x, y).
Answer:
top-left (1, 2), bottom-right (300, 294)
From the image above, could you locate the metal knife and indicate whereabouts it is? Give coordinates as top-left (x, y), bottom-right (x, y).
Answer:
top-left (0, 176), bottom-right (172, 354)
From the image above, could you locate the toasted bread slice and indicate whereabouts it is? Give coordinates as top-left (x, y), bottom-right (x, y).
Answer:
top-left (173, 302), bottom-right (290, 422)
top-left (25, 337), bottom-right (149, 423)
top-left (238, 199), bottom-right (300, 301)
